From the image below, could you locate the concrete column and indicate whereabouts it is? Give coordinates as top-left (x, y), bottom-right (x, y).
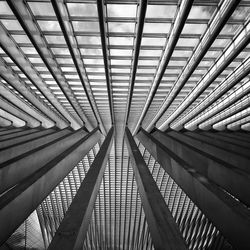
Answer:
top-left (48, 127), bottom-right (114, 250)
top-left (125, 127), bottom-right (187, 250)
top-left (136, 128), bottom-right (250, 248)
top-left (186, 131), bottom-right (250, 156)
top-left (0, 82), bottom-right (55, 128)
top-left (0, 96), bottom-right (41, 127)
top-left (0, 128), bottom-right (58, 150)
top-left (0, 128), bottom-right (89, 194)
top-left (0, 127), bottom-right (101, 246)
top-left (203, 131), bottom-right (250, 148)
top-left (0, 116), bottom-right (12, 127)
top-left (0, 128), bottom-right (39, 142)
top-left (0, 128), bottom-right (71, 163)
top-left (152, 129), bottom-right (250, 207)
top-left (0, 109), bottom-right (25, 127)
top-left (0, 127), bottom-right (25, 137)
top-left (168, 131), bottom-right (250, 174)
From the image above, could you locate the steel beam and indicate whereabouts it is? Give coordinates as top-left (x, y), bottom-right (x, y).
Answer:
top-left (174, 57), bottom-right (250, 130)
top-left (48, 127), bottom-right (114, 250)
top-left (145, 0), bottom-right (240, 132)
top-left (212, 106), bottom-right (250, 131)
top-left (159, 17), bottom-right (250, 131)
top-left (51, 0), bottom-right (106, 134)
top-left (198, 95), bottom-right (250, 130)
top-left (124, 0), bottom-right (148, 125)
top-left (133, 0), bottom-right (193, 135)
top-left (0, 58), bottom-right (69, 129)
top-left (152, 129), bottom-right (250, 207)
top-left (97, 0), bottom-right (114, 126)
top-left (0, 128), bottom-right (89, 194)
top-left (0, 96), bottom-right (41, 128)
top-left (0, 127), bottom-right (101, 246)
top-left (136, 128), bottom-right (250, 248)
top-left (125, 127), bottom-right (187, 250)
top-left (0, 81), bottom-right (55, 128)
top-left (7, 0), bottom-right (87, 130)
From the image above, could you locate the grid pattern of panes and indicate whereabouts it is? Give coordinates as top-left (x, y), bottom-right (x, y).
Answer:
top-left (0, 0), bottom-right (250, 249)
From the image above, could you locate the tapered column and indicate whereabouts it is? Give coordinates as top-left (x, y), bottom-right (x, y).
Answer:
top-left (0, 128), bottom-right (71, 163)
top-left (167, 131), bottom-right (250, 173)
top-left (136, 128), bottom-right (250, 248)
top-left (0, 128), bottom-right (39, 142)
top-left (48, 127), bottom-right (114, 250)
top-left (0, 128), bottom-right (89, 194)
top-left (0, 127), bottom-right (101, 246)
top-left (152, 129), bottom-right (250, 207)
top-left (125, 127), bottom-right (187, 250)
top-left (0, 128), bottom-right (58, 150)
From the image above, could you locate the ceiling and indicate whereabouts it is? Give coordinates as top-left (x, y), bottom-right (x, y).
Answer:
top-left (0, 0), bottom-right (249, 249)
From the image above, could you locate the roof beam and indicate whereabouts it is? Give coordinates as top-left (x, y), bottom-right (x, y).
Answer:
top-left (0, 128), bottom-right (71, 164)
top-left (0, 81), bottom-right (55, 128)
top-left (0, 96), bottom-right (40, 128)
top-left (97, 0), bottom-right (114, 126)
top-left (124, 0), bottom-right (148, 125)
top-left (0, 128), bottom-right (89, 194)
top-left (145, 0), bottom-right (240, 132)
top-left (0, 109), bottom-right (25, 127)
top-left (152, 129), bottom-right (250, 207)
top-left (199, 95), bottom-right (250, 130)
top-left (174, 57), bottom-right (250, 130)
top-left (51, 0), bottom-right (106, 134)
top-left (136, 128), bottom-right (250, 248)
top-left (125, 127), bottom-right (187, 249)
top-left (162, 20), bottom-right (250, 131)
top-left (48, 127), bottom-right (114, 250)
top-left (6, 0), bottom-right (91, 130)
top-left (133, 0), bottom-right (193, 135)
top-left (0, 116), bottom-right (12, 127)
top-left (0, 127), bottom-right (101, 245)
top-left (0, 58), bottom-right (69, 129)
top-left (213, 106), bottom-right (250, 131)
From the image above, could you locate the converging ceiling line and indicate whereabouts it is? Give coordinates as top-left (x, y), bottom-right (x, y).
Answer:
top-left (7, 0), bottom-right (85, 130)
top-left (145, 0), bottom-right (240, 133)
top-left (132, 0), bottom-right (194, 136)
top-left (51, 0), bottom-right (107, 134)
top-left (124, 0), bottom-right (148, 126)
top-left (97, 0), bottom-right (115, 126)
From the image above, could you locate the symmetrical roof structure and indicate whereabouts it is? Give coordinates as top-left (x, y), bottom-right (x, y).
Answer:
top-left (0, 0), bottom-right (250, 249)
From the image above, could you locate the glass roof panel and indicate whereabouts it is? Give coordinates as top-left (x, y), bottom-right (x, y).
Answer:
top-left (37, 20), bottom-right (61, 31)
top-left (145, 5), bottom-right (177, 18)
top-left (0, 2), bottom-right (13, 15)
top-left (72, 21), bottom-right (100, 32)
top-left (108, 22), bottom-right (135, 33)
top-left (143, 23), bottom-right (171, 33)
top-left (109, 37), bottom-right (134, 46)
top-left (67, 3), bottom-right (98, 17)
top-left (107, 4), bottom-right (137, 17)
top-left (45, 35), bottom-right (67, 45)
top-left (188, 5), bottom-right (215, 19)
top-left (0, 20), bottom-right (23, 30)
top-left (28, 2), bottom-right (56, 16)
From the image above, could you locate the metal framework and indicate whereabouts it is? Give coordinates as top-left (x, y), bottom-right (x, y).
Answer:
top-left (0, 0), bottom-right (250, 249)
